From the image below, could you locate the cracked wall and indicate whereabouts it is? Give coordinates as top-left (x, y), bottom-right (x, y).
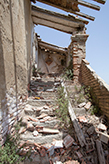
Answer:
top-left (0, 0), bottom-right (34, 145)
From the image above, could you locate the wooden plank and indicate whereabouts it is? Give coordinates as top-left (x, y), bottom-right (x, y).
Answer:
top-left (36, 0), bottom-right (95, 21)
top-left (92, 0), bottom-right (106, 4)
top-left (77, 0), bottom-right (100, 11)
top-left (31, 6), bottom-right (85, 28)
top-left (96, 140), bottom-right (106, 164)
top-left (71, 11), bottom-right (95, 21)
top-left (39, 41), bottom-right (67, 53)
top-left (32, 16), bottom-right (76, 34)
top-left (61, 82), bottom-right (86, 147)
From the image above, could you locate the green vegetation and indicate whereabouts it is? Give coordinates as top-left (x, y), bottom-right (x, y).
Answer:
top-left (62, 60), bottom-right (73, 80)
top-left (55, 86), bottom-right (70, 127)
top-left (0, 122), bottom-right (31, 164)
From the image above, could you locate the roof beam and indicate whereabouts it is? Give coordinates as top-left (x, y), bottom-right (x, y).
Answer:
top-left (92, 0), bottom-right (106, 4)
top-left (70, 11), bottom-right (95, 21)
top-left (32, 5), bottom-right (86, 34)
top-left (38, 40), bottom-right (67, 53)
top-left (36, 0), bottom-right (95, 21)
top-left (77, 0), bottom-right (100, 11)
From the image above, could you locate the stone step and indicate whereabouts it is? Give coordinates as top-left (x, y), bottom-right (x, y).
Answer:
top-left (24, 104), bottom-right (55, 117)
top-left (20, 131), bottom-right (63, 145)
top-left (27, 99), bottom-right (56, 107)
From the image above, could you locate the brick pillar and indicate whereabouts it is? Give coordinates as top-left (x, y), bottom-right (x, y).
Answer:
top-left (71, 34), bottom-right (89, 83)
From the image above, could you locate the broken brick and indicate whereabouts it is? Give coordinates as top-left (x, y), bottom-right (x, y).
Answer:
top-left (84, 102), bottom-right (91, 110)
top-left (63, 135), bottom-right (74, 149)
top-left (78, 116), bottom-right (87, 123)
top-left (27, 122), bottom-right (34, 132)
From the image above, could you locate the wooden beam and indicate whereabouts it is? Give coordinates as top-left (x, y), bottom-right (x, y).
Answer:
top-left (92, 0), bottom-right (106, 4)
top-left (77, 0), bottom-right (100, 11)
top-left (96, 140), bottom-right (106, 164)
top-left (36, 0), bottom-right (95, 21)
top-left (32, 6), bottom-right (86, 34)
top-left (32, 6), bottom-right (86, 27)
top-left (39, 41), bottom-right (67, 53)
top-left (61, 82), bottom-right (86, 147)
top-left (71, 11), bottom-right (95, 21)
top-left (32, 16), bottom-right (77, 34)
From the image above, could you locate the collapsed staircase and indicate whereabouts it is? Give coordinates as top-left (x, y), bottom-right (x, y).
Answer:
top-left (19, 76), bottom-right (109, 164)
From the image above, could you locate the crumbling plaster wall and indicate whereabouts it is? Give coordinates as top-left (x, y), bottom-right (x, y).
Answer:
top-left (0, 0), bottom-right (34, 145)
top-left (38, 49), bottom-right (66, 74)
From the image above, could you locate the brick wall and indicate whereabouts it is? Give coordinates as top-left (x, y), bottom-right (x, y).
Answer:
top-left (81, 59), bottom-right (109, 119)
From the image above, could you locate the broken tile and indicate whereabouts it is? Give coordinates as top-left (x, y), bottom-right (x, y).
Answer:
top-left (38, 128), bottom-right (59, 134)
top-left (97, 123), bottom-right (107, 131)
top-left (78, 102), bottom-right (86, 108)
top-left (27, 122), bottom-right (34, 132)
top-left (78, 116), bottom-right (87, 123)
top-left (75, 151), bottom-right (83, 159)
top-left (84, 102), bottom-right (91, 110)
top-left (87, 126), bottom-right (95, 135)
top-left (63, 135), bottom-right (74, 149)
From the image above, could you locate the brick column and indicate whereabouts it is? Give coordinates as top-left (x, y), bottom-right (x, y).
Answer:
top-left (71, 34), bottom-right (89, 83)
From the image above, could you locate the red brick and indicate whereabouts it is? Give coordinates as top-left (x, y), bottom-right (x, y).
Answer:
top-left (63, 135), bottom-right (74, 149)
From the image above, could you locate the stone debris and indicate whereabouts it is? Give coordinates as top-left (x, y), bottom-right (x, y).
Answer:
top-left (87, 126), bottom-right (95, 135)
top-left (78, 102), bottom-right (86, 108)
top-left (84, 102), bottom-right (91, 110)
top-left (52, 140), bottom-right (63, 149)
top-left (78, 116), bottom-right (87, 123)
top-left (33, 130), bottom-right (39, 137)
top-left (97, 123), bottom-right (107, 131)
top-left (27, 122), bottom-right (34, 132)
top-left (38, 128), bottom-right (60, 134)
top-left (99, 132), bottom-right (109, 144)
top-left (18, 76), bottom-right (109, 164)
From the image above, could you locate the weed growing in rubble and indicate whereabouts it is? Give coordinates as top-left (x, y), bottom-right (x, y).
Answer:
top-left (62, 60), bottom-right (73, 80)
top-left (56, 86), bottom-right (70, 127)
top-left (0, 122), bottom-right (31, 164)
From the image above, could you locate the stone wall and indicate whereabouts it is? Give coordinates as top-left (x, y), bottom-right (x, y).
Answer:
top-left (0, 0), bottom-right (33, 145)
top-left (38, 49), bottom-right (66, 74)
top-left (81, 59), bottom-right (109, 119)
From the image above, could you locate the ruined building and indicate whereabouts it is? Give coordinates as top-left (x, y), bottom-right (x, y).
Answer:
top-left (0, 0), bottom-right (108, 147)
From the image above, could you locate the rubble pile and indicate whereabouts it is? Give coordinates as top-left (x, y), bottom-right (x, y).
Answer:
top-left (19, 76), bottom-right (109, 164)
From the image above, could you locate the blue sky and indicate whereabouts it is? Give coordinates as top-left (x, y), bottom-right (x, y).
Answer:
top-left (34, 0), bottom-right (109, 84)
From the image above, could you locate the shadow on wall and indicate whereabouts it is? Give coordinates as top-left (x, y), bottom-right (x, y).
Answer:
top-left (0, 28), bottom-right (9, 145)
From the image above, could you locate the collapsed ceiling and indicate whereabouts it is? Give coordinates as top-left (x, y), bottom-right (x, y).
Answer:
top-left (31, 0), bottom-right (106, 21)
